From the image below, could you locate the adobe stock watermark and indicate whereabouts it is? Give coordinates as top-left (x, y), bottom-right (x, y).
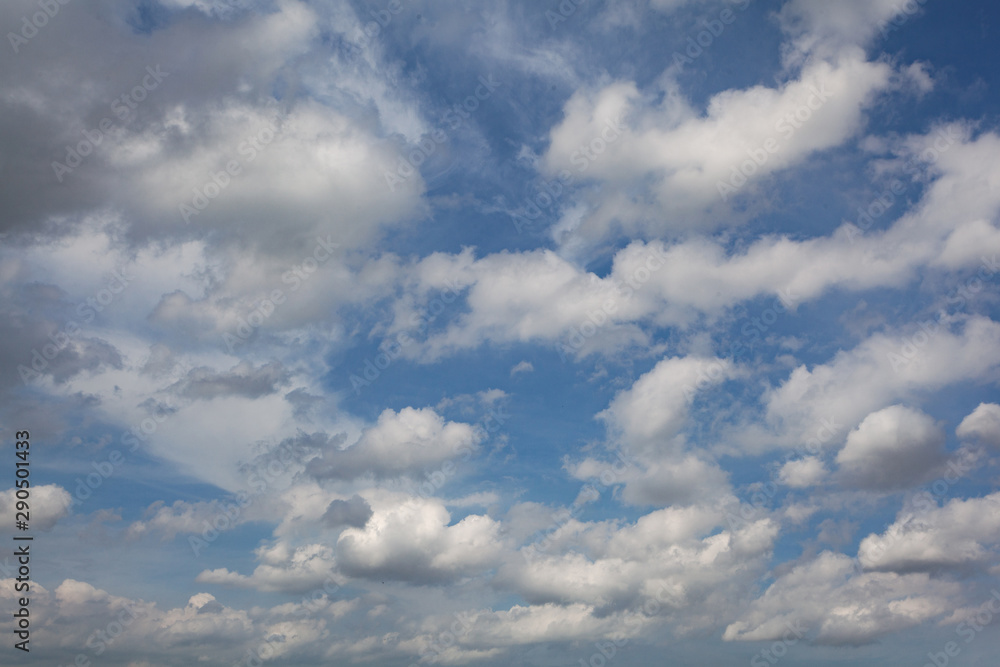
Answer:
top-left (411, 610), bottom-right (476, 665)
top-left (670, 0), bottom-right (752, 71)
top-left (720, 415), bottom-right (844, 532)
top-left (887, 254), bottom-right (998, 373)
top-left (846, 179), bottom-right (906, 244)
top-left (190, 436), bottom-right (302, 556)
top-left (877, 0), bottom-right (930, 38)
top-left (567, 115), bottom-right (626, 174)
top-left (509, 115), bottom-right (625, 234)
top-left (7, 0), bottom-right (71, 54)
top-left (351, 0), bottom-right (412, 49)
top-left (391, 407), bottom-right (502, 522)
top-left (383, 75), bottom-right (502, 192)
top-left (717, 83), bottom-right (833, 202)
top-left (521, 483), bottom-right (597, 566)
top-left (290, 575), bottom-right (343, 617)
top-left (509, 171), bottom-right (572, 234)
top-left (545, 0), bottom-right (587, 30)
top-left (846, 126), bottom-right (960, 244)
top-left (749, 620), bottom-right (807, 667)
top-left (523, 447), bottom-right (637, 565)
top-left (709, 288), bottom-right (800, 376)
top-left (574, 582), bottom-right (695, 667)
top-left (17, 267), bottom-right (135, 384)
top-left (577, 636), bottom-right (629, 667)
top-left (234, 635), bottom-right (285, 667)
top-left (180, 118), bottom-right (279, 223)
top-left (61, 362), bottom-right (192, 512)
top-left (556, 244), bottom-right (669, 362)
top-left (348, 278), bottom-right (468, 394)
top-left (855, 452), bottom-right (977, 575)
top-left (51, 65), bottom-right (169, 182)
top-left (222, 235), bottom-right (339, 353)
top-left (52, 601), bottom-right (146, 667)
top-left (924, 590), bottom-right (1000, 667)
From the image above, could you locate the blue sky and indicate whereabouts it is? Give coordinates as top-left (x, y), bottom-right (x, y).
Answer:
top-left (2, 0), bottom-right (1000, 665)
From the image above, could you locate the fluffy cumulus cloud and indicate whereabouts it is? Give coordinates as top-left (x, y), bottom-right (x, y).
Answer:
top-left (1, 0), bottom-right (424, 250)
top-left (336, 492), bottom-right (504, 583)
top-left (542, 53), bottom-right (893, 243)
top-left (956, 403), bottom-right (1000, 448)
top-left (306, 407), bottom-right (481, 481)
top-left (723, 551), bottom-right (962, 645)
top-left (500, 505), bottom-right (777, 623)
top-left (857, 492), bottom-right (1000, 572)
top-left (4, 0), bottom-right (1000, 664)
top-left (375, 125), bottom-right (1000, 360)
top-left (0, 484), bottom-right (71, 533)
top-left (197, 541), bottom-right (341, 594)
top-left (778, 456), bottom-right (827, 488)
top-left (751, 316), bottom-right (1000, 453)
top-left (835, 405), bottom-right (947, 490)
top-left (0, 578), bottom-right (261, 662)
top-left (567, 355), bottom-right (734, 506)
top-left (600, 355), bottom-right (735, 447)
top-left (532, 0), bottom-right (946, 250)
top-left (0, 575), bottom-right (359, 664)
top-left (124, 97), bottom-right (424, 260)
top-left (376, 246), bottom-right (662, 361)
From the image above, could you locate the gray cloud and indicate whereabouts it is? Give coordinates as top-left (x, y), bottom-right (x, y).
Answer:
top-left (0, 282), bottom-right (123, 388)
top-left (173, 360), bottom-right (290, 399)
top-left (835, 405), bottom-right (948, 491)
top-left (321, 495), bottom-right (373, 529)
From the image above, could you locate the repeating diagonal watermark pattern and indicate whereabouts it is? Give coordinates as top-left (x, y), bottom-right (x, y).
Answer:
top-left (51, 65), bottom-right (169, 182)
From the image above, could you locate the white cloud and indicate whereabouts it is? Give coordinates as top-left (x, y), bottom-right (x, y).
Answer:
top-left (0, 573), bottom-right (355, 665)
top-left (367, 602), bottom-right (651, 665)
top-left (197, 542), bottom-right (341, 594)
top-left (648, 0), bottom-right (697, 12)
top-left (752, 316), bottom-right (1000, 453)
top-left (126, 499), bottom-right (249, 542)
top-left (858, 492), bottom-right (1000, 572)
top-left (307, 407), bottom-right (481, 481)
top-left (499, 506), bottom-right (777, 633)
top-left (455, 602), bottom-right (650, 648)
top-left (446, 491), bottom-right (501, 508)
top-left (541, 53), bottom-right (892, 244)
top-left (0, 484), bottom-right (70, 533)
top-left (778, 456), bottom-right (827, 488)
top-left (599, 356), bottom-right (734, 448)
top-left (956, 402), bottom-right (1000, 448)
top-left (395, 247), bottom-right (655, 361)
top-left (336, 492), bottom-right (503, 583)
top-left (572, 454), bottom-right (731, 507)
top-left (835, 405), bottom-right (947, 490)
top-left (0, 578), bottom-right (263, 659)
top-left (724, 551), bottom-right (961, 645)
top-left (377, 128), bottom-right (1000, 366)
top-left (777, 0), bottom-right (923, 62)
top-left (129, 99), bottom-right (423, 254)
top-left (569, 355), bottom-right (734, 506)
top-left (130, 392), bottom-right (304, 492)
top-left (509, 360), bottom-right (534, 376)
